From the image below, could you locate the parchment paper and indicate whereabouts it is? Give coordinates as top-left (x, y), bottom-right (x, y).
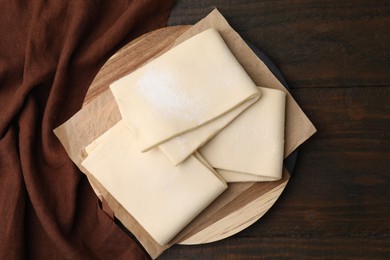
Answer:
top-left (54, 9), bottom-right (316, 259)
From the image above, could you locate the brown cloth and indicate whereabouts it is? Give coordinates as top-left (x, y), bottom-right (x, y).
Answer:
top-left (0, 1), bottom-right (173, 259)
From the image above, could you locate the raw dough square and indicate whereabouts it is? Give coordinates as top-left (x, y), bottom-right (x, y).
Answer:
top-left (200, 87), bottom-right (286, 182)
top-left (110, 28), bottom-right (260, 165)
top-left (81, 121), bottom-right (227, 246)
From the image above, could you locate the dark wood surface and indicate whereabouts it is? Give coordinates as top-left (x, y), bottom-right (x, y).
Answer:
top-left (160, 1), bottom-right (390, 259)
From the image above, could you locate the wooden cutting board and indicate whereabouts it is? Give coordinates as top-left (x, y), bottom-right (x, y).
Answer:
top-left (83, 25), bottom-right (290, 245)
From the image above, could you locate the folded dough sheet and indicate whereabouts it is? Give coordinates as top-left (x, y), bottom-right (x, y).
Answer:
top-left (81, 121), bottom-right (227, 246)
top-left (200, 87), bottom-right (286, 182)
top-left (110, 28), bottom-right (261, 165)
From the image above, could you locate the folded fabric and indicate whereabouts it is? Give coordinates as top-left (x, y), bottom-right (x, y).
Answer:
top-left (200, 87), bottom-right (286, 182)
top-left (110, 28), bottom-right (260, 165)
top-left (81, 121), bottom-right (227, 246)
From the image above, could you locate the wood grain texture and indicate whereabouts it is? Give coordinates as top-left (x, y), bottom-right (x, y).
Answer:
top-left (159, 1), bottom-right (390, 259)
top-left (168, 0), bottom-right (390, 89)
top-left (161, 236), bottom-right (390, 259)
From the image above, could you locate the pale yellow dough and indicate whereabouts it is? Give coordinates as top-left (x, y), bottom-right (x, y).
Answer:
top-left (81, 121), bottom-right (227, 246)
top-left (200, 87), bottom-right (286, 182)
top-left (110, 28), bottom-right (260, 165)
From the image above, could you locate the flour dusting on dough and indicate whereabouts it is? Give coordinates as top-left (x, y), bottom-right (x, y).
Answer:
top-left (136, 68), bottom-right (209, 123)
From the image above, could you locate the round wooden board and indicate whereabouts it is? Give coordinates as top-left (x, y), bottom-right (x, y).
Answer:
top-left (84, 25), bottom-right (290, 245)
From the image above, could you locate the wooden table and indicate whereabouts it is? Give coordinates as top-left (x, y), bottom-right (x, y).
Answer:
top-left (159, 1), bottom-right (390, 259)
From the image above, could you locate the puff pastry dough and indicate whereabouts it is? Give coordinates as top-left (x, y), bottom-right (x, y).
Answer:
top-left (200, 87), bottom-right (286, 182)
top-left (81, 121), bottom-right (227, 246)
top-left (110, 28), bottom-right (260, 165)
